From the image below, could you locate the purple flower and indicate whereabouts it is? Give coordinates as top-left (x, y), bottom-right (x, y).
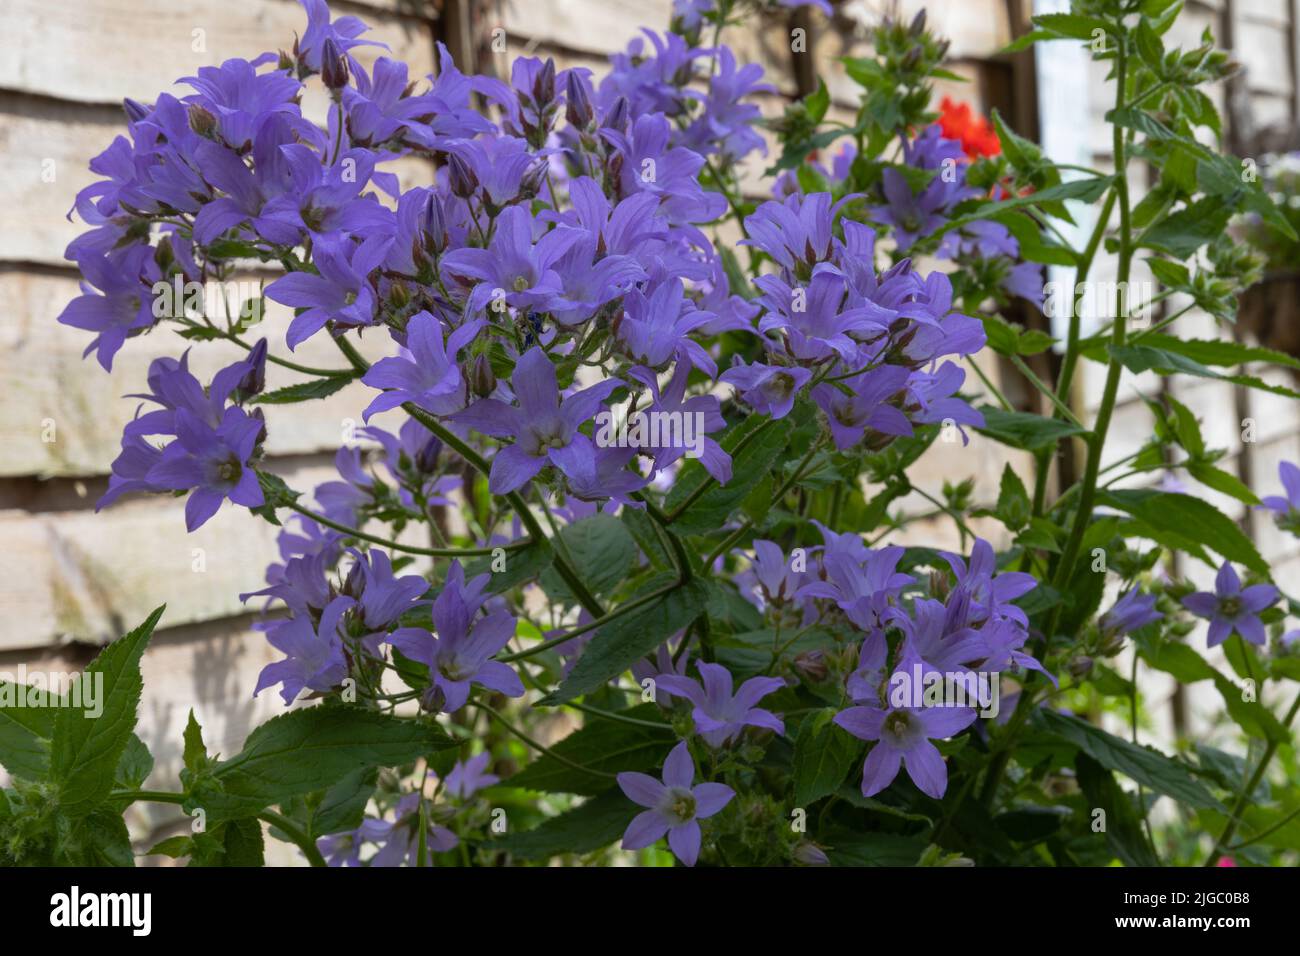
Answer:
top-left (146, 407), bottom-right (265, 531)
top-left (57, 245), bottom-right (160, 371)
top-left (719, 360), bottom-right (811, 419)
top-left (812, 365), bottom-right (912, 450)
top-left (1182, 562), bottom-right (1279, 647)
top-left (657, 661), bottom-right (785, 747)
top-left (297, 0), bottom-right (387, 73)
top-left (834, 698), bottom-right (975, 799)
top-left (344, 547), bottom-right (429, 638)
top-left (617, 276), bottom-right (718, 376)
top-left (941, 538), bottom-right (1036, 627)
top-left (361, 312), bottom-right (482, 419)
top-left (440, 204), bottom-right (583, 313)
top-left (265, 234), bottom-right (388, 348)
top-left (388, 561), bottom-right (523, 712)
top-left (255, 595), bottom-right (353, 704)
top-left (1099, 588), bottom-right (1163, 638)
top-left (616, 740), bottom-right (734, 866)
top-left (445, 752), bottom-right (500, 799)
top-left (624, 363), bottom-right (731, 484)
top-left (1260, 461), bottom-right (1300, 531)
top-left (452, 346), bottom-right (620, 494)
top-left (360, 792), bottom-right (458, 867)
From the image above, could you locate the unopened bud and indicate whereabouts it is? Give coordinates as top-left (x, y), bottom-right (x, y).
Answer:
top-left (1067, 656), bottom-right (1094, 680)
top-left (123, 98), bottom-right (150, 124)
top-left (421, 197), bottom-right (447, 255)
top-left (793, 842), bottom-right (830, 866)
top-left (420, 684), bottom-right (447, 714)
top-left (793, 649), bottom-right (829, 683)
top-left (414, 434), bottom-right (442, 474)
top-left (605, 96), bottom-right (630, 134)
top-left (565, 71), bottom-right (593, 127)
top-left (320, 38), bottom-right (350, 91)
top-left (468, 353), bottom-right (497, 398)
top-left (533, 58), bottom-right (556, 105)
top-left (909, 9), bottom-right (927, 36)
top-left (446, 153), bottom-right (477, 199)
top-left (187, 104), bottom-right (218, 138)
top-left (520, 160), bottom-right (547, 198)
top-left (236, 339), bottom-right (268, 399)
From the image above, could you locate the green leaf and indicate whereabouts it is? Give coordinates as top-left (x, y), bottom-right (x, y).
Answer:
top-left (249, 375), bottom-right (354, 405)
top-left (937, 178), bottom-right (1112, 235)
top-left (222, 818), bottom-right (266, 866)
top-left (664, 414), bottom-right (797, 534)
top-left (202, 706), bottom-right (453, 815)
top-left (463, 539), bottom-right (553, 595)
top-left (1138, 640), bottom-right (1287, 742)
top-left (303, 768), bottom-right (377, 839)
top-left (114, 733), bottom-right (154, 790)
top-left (539, 514), bottom-right (636, 601)
top-left (823, 830), bottom-right (927, 866)
top-left (1098, 333), bottom-right (1300, 372)
top-left (541, 577), bottom-right (709, 705)
top-left (51, 605), bottom-right (165, 819)
top-left (508, 704), bottom-right (675, 795)
top-left (183, 709), bottom-right (208, 773)
top-left (792, 710), bottom-right (861, 806)
top-left (1075, 753), bottom-right (1159, 867)
top-left (0, 681), bottom-right (64, 780)
top-left (1109, 344), bottom-right (1300, 400)
top-left (1031, 12), bottom-right (1112, 40)
top-left (1098, 488), bottom-right (1267, 575)
top-left (1034, 709), bottom-right (1221, 809)
top-left (495, 789), bottom-right (632, 859)
top-left (1138, 197), bottom-right (1232, 258)
top-left (1187, 461), bottom-right (1260, 506)
top-left (976, 405), bottom-right (1087, 451)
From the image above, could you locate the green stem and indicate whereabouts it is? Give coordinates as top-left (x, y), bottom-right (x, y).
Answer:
top-left (473, 701), bottom-right (616, 780)
top-left (1206, 689), bottom-right (1300, 865)
top-left (277, 491), bottom-right (527, 557)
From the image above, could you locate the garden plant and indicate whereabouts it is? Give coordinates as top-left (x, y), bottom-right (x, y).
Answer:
top-left (5, 0), bottom-right (1300, 867)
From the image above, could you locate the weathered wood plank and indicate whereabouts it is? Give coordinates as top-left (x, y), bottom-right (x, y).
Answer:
top-left (0, 0), bottom-right (435, 108)
top-left (0, 460), bottom-right (337, 649)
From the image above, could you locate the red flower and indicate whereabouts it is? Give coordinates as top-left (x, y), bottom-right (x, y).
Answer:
top-left (938, 97), bottom-right (1001, 160)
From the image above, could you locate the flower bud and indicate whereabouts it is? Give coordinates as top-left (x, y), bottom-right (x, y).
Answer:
top-left (565, 71), bottom-right (593, 128)
top-left (793, 649), bottom-right (829, 683)
top-left (446, 153), bottom-right (478, 199)
top-left (123, 98), bottom-right (150, 124)
top-left (341, 558), bottom-right (366, 600)
top-left (909, 9), bottom-right (927, 36)
top-left (187, 104), bottom-right (218, 138)
top-left (468, 353), bottom-right (497, 398)
top-left (1067, 655), bottom-right (1094, 680)
top-left (277, 49), bottom-right (295, 72)
top-left (236, 338), bottom-right (269, 400)
top-left (533, 58), bottom-right (556, 106)
top-left (520, 160), bottom-right (547, 199)
top-left (420, 684), bottom-right (447, 714)
top-left (414, 434), bottom-right (443, 474)
top-left (604, 95), bottom-right (630, 134)
top-left (793, 842), bottom-right (830, 866)
top-left (320, 38), bottom-right (350, 91)
top-left (421, 196), bottom-right (447, 255)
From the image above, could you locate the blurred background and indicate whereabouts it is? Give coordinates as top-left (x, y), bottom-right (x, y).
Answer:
top-left (1, 0), bottom-right (1297, 859)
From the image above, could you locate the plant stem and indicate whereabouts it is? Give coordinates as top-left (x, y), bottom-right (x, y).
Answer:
top-left (277, 492), bottom-right (527, 557)
top-left (473, 701), bottom-right (616, 779)
top-left (1206, 689), bottom-right (1300, 865)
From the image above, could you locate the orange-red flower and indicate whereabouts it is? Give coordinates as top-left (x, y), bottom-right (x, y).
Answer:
top-left (938, 96), bottom-right (1001, 159)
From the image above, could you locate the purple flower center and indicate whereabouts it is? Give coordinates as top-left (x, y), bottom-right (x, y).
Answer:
top-left (1218, 596), bottom-right (1241, 618)
top-left (883, 710), bottom-right (921, 747)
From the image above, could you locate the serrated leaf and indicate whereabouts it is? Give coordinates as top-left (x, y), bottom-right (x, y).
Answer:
top-left (1099, 488), bottom-right (1267, 575)
top-left (539, 514), bottom-right (636, 602)
top-left (976, 406), bottom-right (1087, 451)
top-left (250, 375), bottom-right (354, 405)
top-left (51, 605), bottom-right (165, 819)
top-left (204, 706), bottom-right (453, 815)
top-left (1034, 709), bottom-right (1221, 809)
